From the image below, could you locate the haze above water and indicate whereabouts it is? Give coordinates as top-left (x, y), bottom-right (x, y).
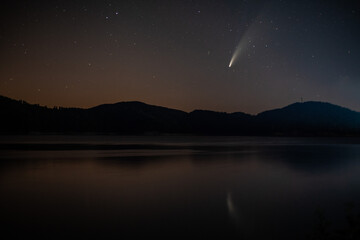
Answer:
top-left (1, 136), bottom-right (360, 239)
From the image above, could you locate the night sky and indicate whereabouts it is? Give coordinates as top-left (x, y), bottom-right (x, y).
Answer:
top-left (1, 0), bottom-right (359, 114)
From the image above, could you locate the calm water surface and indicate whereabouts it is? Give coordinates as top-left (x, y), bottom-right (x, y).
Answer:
top-left (1, 136), bottom-right (360, 239)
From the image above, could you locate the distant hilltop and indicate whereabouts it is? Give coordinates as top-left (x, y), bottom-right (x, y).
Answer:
top-left (1, 95), bottom-right (360, 136)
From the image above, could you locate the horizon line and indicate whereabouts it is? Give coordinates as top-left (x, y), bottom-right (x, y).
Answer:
top-left (0, 94), bottom-right (356, 116)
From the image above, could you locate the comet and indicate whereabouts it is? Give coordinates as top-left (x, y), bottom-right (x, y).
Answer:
top-left (228, 46), bottom-right (242, 68)
top-left (228, 15), bottom-right (261, 68)
top-left (229, 34), bottom-right (248, 68)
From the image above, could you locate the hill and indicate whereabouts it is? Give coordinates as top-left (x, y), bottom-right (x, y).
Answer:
top-left (1, 95), bottom-right (360, 136)
top-left (255, 102), bottom-right (360, 136)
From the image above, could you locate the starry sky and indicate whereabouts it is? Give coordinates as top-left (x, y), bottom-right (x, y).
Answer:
top-left (1, 0), bottom-right (360, 114)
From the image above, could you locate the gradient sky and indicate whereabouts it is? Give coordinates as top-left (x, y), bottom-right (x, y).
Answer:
top-left (1, 0), bottom-right (359, 114)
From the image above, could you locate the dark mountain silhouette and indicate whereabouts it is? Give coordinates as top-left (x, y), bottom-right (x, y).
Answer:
top-left (88, 101), bottom-right (187, 133)
top-left (188, 110), bottom-right (253, 135)
top-left (1, 95), bottom-right (360, 136)
top-left (255, 102), bottom-right (360, 136)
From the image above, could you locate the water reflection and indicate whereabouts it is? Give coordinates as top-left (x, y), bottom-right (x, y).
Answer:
top-left (227, 192), bottom-right (240, 224)
top-left (0, 138), bottom-right (360, 239)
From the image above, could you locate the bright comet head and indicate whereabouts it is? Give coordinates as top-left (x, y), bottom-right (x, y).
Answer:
top-left (228, 46), bottom-right (242, 68)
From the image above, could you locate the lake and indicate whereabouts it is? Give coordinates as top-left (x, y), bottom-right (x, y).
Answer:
top-left (1, 136), bottom-right (360, 239)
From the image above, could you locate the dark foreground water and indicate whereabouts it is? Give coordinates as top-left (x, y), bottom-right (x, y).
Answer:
top-left (1, 136), bottom-right (360, 239)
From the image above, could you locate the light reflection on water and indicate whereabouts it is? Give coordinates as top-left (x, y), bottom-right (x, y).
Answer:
top-left (0, 136), bottom-right (360, 239)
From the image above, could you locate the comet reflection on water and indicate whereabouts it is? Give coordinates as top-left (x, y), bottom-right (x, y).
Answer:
top-left (0, 136), bottom-right (360, 239)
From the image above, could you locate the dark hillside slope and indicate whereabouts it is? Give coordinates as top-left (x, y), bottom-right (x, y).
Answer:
top-left (87, 101), bottom-right (188, 133)
top-left (1, 95), bottom-right (360, 136)
top-left (255, 102), bottom-right (360, 136)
